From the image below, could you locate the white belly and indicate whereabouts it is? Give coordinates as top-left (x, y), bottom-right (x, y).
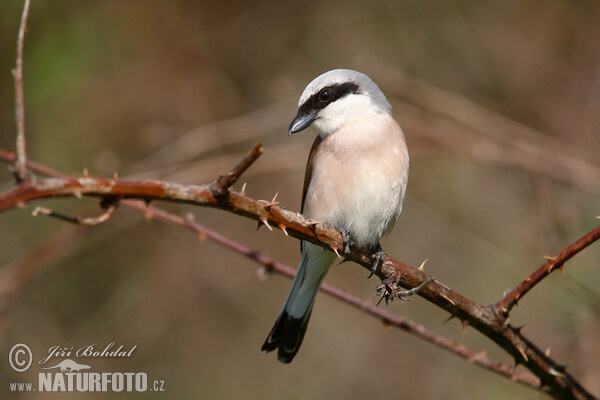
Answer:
top-left (303, 115), bottom-right (408, 248)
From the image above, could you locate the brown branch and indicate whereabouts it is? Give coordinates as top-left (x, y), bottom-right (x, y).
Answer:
top-left (11, 0), bottom-right (31, 183)
top-left (494, 225), bottom-right (600, 315)
top-left (0, 148), bottom-right (596, 399)
top-left (0, 147), bottom-right (541, 389)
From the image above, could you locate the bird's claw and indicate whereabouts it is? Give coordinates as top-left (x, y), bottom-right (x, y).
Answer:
top-left (376, 278), bottom-right (434, 305)
top-left (367, 245), bottom-right (385, 279)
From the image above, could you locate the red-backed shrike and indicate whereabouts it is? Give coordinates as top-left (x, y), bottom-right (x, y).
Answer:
top-left (262, 69), bottom-right (409, 363)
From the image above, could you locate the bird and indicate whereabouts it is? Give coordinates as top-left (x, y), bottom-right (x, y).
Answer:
top-left (261, 69), bottom-right (409, 363)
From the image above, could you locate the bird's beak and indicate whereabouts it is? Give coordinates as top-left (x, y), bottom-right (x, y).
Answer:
top-left (288, 111), bottom-right (318, 135)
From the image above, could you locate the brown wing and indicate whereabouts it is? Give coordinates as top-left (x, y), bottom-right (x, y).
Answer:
top-left (301, 135), bottom-right (323, 214)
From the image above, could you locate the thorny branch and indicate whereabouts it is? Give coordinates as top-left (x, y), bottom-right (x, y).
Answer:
top-left (494, 225), bottom-right (600, 316)
top-left (12, 0), bottom-right (31, 183)
top-left (0, 149), bottom-right (540, 389)
top-left (0, 146), bottom-right (598, 399)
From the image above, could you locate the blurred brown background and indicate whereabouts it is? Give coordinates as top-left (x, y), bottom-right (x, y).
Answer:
top-left (1, 1), bottom-right (599, 399)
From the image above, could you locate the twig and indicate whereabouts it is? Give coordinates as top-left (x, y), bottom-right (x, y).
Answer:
top-left (210, 142), bottom-right (263, 197)
top-left (494, 225), bottom-right (600, 315)
top-left (12, 0), bottom-right (31, 183)
top-left (32, 203), bottom-right (117, 226)
top-left (0, 149), bottom-right (60, 178)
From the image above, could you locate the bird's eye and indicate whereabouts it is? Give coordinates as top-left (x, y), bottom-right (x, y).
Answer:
top-left (318, 89), bottom-right (331, 102)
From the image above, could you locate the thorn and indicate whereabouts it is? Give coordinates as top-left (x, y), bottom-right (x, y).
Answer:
top-left (382, 320), bottom-right (390, 334)
top-left (144, 209), bottom-right (153, 221)
top-left (417, 258), bottom-right (429, 271)
top-left (83, 167), bottom-right (89, 177)
top-left (545, 347), bottom-right (551, 357)
top-left (73, 190), bottom-right (83, 199)
top-left (307, 220), bottom-right (321, 227)
top-left (278, 224), bottom-right (289, 236)
top-left (517, 346), bottom-right (528, 362)
top-left (555, 363), bottom-right (568, 372)
top-left (443, 315), bottom-right (456, 324)
top-left (32, 206), bottom-right (44, 217)
top-left (16, 201), bottom-right (26, 209)
top-left (440, 293), bottom-right (456, 306)
top-left (467, 349), bottom-right (486, 364)
top-left (263, 192), bottom-right (279, 209)
top-left (548, 367), bottom-right (566, 378)
top-left (510, 370), bottom-right (518, 382)
top-left (256, 266), bottom-right (270, 281)
top-left (260, 218), bottom-right (273, 231)
top-left (240, 182), bottom-right (247, 196)
top-left (524, 276), bottom-right (532, 282)
top-left (559, 265), bottom-right (564, 274)
top-left (113, 171), bottom-right (119, 180)
top-left (462, 320), bottom-right (469, 334)
top-left (332, 247), bottom-right (342, 260)
top-left (514, 325), bottom-right (524, 334)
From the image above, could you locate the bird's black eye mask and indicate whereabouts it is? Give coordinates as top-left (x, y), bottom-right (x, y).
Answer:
top-left (298, 81), bottom-right (360, 115)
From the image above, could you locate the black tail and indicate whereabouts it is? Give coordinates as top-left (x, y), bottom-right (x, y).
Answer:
top-left (261, 244), bottom-right (335, 363)
top-left (261, 306), bottom-right (314, 363)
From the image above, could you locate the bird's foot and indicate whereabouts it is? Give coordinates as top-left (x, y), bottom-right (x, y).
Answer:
top-left (367, 244), bottom-right (385, 279)
top-left (375, 277), bottom-right (434, 306)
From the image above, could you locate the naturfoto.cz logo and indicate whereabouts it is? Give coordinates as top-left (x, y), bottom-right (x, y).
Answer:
top-left (7, 343), bottom-right (165, 393)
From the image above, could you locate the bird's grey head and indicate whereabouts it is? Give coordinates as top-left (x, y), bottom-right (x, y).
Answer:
top-left (288, 69), bottom-right (392, 136)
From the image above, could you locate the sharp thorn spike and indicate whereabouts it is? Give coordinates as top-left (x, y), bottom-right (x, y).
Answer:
top-left (278, 224), bottom-right (289, 236)
top-left (260, 218), bottom-right (273, 231)
top-left (332, 247), bottom-right (342, 260)
top-left (382, 321), bottom-right (390, 334)
top-left (440, 293), bottom-right (456, 306)
top-left (443, 315), bottom-right (456, 324)
top-left (517, 346), bottom-right (528, 362)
